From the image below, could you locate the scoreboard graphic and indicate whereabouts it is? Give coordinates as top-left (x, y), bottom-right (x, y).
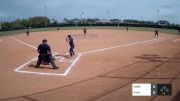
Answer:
top-left (132, 83), bottom-right (172, 96)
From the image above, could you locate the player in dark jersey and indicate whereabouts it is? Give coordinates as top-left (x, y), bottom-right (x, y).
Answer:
top-left (66, 35), bottom-right (75, 57)
top-left (126, 26), bottom-right (128, 31)
top-left (36, 39), bottom-right (58, 69)
top-left (26, 28), bottom-right (30, 36)
top-left (154, 28), bottom-right (159, 37)
top-left (83, 28), bottom-right (87, 35)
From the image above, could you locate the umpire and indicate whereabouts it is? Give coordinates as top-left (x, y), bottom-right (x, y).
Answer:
top-left (35, 39), bottom-right (58, 69)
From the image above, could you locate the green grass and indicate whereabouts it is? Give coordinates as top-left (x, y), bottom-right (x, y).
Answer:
top-left (0, 27), bottom-right (57, 36)
top-left (128, 27), bottom-right (179, 35)
top-left (0, 26), bottom-right (179, 36)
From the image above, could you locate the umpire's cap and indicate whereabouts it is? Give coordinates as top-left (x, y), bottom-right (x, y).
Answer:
top-left (42, 39), bottom-right (47, 43)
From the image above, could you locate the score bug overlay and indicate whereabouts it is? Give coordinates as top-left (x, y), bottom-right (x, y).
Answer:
top-left (132, 83), bottom-right (172, 96)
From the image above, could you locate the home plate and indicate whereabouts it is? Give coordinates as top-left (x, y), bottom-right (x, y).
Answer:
top-left (15, 58), bottom-right (68, 74)
top-left (14, 53), bottom-right (82, 76)
top-left (58, 54), bottom-right (80, 63)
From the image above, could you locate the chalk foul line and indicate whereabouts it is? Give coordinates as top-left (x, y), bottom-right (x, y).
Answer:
top-left (10, 36), bottom-right (81, 76)
top-left (9, 36), bottom-right (37, 49)
top-left (11, 35), bottom-right (176, 76)
top-left (81, 35), bottom-right (176, 55)
top-left (14, 53), bottom-right (82, 76)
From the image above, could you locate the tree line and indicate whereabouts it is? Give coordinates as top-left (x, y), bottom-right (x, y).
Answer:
top-left (0, 16), bottom-right (51, 31)
top-left (0, 16), bottom-right (179, 31)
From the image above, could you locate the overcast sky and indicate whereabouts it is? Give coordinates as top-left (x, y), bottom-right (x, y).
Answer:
top-left (0, 0), bottom-right (180, 24)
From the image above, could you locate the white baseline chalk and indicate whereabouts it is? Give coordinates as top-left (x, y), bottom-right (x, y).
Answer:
top-left (82, 35), bottom-right (176, 55)
top-left (9, 36), bottom-right (37, 49)
top-left (63, 53), bottom-right (82, 76)
top-left (12, 35), bottom-right (176, 76)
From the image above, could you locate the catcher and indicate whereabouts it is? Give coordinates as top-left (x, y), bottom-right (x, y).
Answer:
top-left (35, 39), bottom-right (58, 69)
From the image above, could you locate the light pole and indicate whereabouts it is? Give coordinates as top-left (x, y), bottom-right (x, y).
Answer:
top-left (43, 5), bottom-right (48, 27)
top-left (44, 5), bottom-right (47, 17)
top-left (81, 11), bottom-right (84, 24)
top-left (132, 16), bottom-right (134, 24)
top-left (107, 10), bottom-right (110, 20)
top-left (141, 16), bottom-right (143, 24)
top-left (157, 10), bottom-right (159, 22)
top-left (157, 10), bottom-right (160, 26)
top-left (22, 14), bottom-right (25, 20)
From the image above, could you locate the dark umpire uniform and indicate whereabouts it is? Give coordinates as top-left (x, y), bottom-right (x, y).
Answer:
top-left (36, 39), bottom-right (58, 69)
top-left (66, 35), bottom-right (75, 57)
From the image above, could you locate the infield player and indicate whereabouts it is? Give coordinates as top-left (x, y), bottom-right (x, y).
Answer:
top-left (26, 28), bottom-right (30, 36)
top-left (126, 26), bottom-right (128, 31)
top-left (83, 27), bottom-right (87, 35)
top-left (66, 35), bottom-right (75, 57)
top-left (154, 28), bottom-right (159, 37)
top-left (36, 39), bottom-right (58, 69)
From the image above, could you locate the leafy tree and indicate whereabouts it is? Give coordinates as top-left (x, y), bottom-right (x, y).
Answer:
top-left (20, 19), bottom-right (30, 28)
top-left (28, 16), bottom-right (50, 27)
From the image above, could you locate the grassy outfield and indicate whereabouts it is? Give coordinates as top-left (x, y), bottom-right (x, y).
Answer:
top-left (0, 26), bottom-right (179, 36)
top-left (0, 27), bottom-right (57, 36)
top-left (128, 27), bottom-right (179, 35)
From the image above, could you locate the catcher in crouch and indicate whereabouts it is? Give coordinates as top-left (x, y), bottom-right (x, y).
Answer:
top-left (35, 39), bottom-right (58, 69)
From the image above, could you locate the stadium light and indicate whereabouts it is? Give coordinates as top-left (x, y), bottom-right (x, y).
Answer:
top-left (81, 11), bottom-right (84, 24)
top-left (141, 16), bottom-right (143, 24)
top-left (107, 10), bottom-right (110, 20)
top-left (44, 5), bottom-right (48, 17)
top-left (157, 10), bottom-right (160, 22)
top-left (22, 14), bottom-right (25, 19)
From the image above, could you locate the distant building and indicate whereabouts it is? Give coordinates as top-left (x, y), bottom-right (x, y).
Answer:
top-left (71, 19), bottom-right (81, 24)
top-left (123, 19), bottom-right (139, 24)
top-left (110, 19), bottom-right (121, 24)
top-left (95, 19), bottom-right (110, 24)
top-left (62, 18), bottom-right (70, 24)
top-left (157, 20), bottom-right (170, 27)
